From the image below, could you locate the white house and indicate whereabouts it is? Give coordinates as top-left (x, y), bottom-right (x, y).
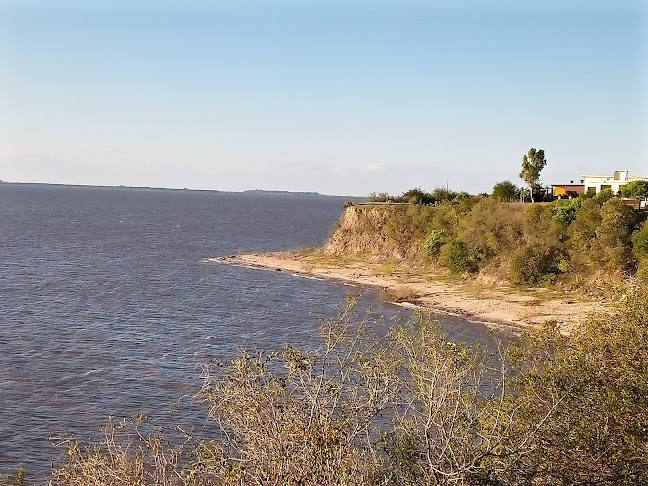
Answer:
top-left (581, 170), bottom-right (648, 194)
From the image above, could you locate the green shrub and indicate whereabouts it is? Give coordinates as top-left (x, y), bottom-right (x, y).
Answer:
top-left (439, 240), bottom-right (476, 273)
top-left (565, 197), bottom-right (636, 275)
top-left (458, 198), bottom-right (524, 263)
top-left (381, 263), bottom-right (394, 276)
top-left (380, 204), bottom-right (437, 254)
top-left (420, 229), bottom-right (445, 257)
top-left (431, 186), bottom-right (457, 202)
top-left (619, 180), bottom-right (648, 198)
top-left (523, 202), bottom-right (563, 239)
top-left (398, 187), bottom-right (435, 205)
top-left (597, 198), bottom-right (637, 270)
top-left (552, 198), bottom-right (582, 226)
top-left (454, 193), bottom-right (481, 216)
top-left (509, 243), bottom-right (563, 285)
top-left (492, 180), bottom-right (520, 202)
top-left (632, 221), bottom-right (648, 262)
top-left (567, 199), bottom-right (603, 269)
top-left (593, 187), bottom-right (614, 204)
top-left (430, 204), bottom-right (459, 237)
top-left (522, 202), bottom-right (544, 226)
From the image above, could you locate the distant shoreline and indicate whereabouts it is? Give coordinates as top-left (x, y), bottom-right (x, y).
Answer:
top-left (0, 181), bottom-right (361, 199)
top-left (208, 251), bottom-right (604, 334)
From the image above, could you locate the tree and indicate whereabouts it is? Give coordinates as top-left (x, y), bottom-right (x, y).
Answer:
top-left (492, 180), bottom-right (519, 202)
top-left (367, 192), bottom-right (391, 202)
top-left (519, 148), bottom-right (547, 203)
top-left (618, 180), bottom-right (648, 198)
top-left (431, 186), bottom-right (457, 202)
top-left (399, 187), bottom-right (435, 205)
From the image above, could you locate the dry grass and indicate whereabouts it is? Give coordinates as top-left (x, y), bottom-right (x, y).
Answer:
top-left (289, 249), bottom-right (351, 268)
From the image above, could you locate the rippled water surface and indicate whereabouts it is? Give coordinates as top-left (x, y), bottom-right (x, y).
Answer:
top-left (0, 185), bottom-right (513, 480)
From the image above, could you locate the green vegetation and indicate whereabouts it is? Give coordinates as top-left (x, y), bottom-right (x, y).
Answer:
top-left (438, 240), bottom-right (475, 274)
top-left (594, 187), bottom-right (615, 204)
top-left (420, 229), bottom-right (445, 257)
top-left (632, 221), bottom-right (648, 261)
top-left (551, 197), bottom-right (582, 225)
top-left (504, 282), bottom-right (648, 484)
top-left (368, 186), bottom-right (458, 205)
top-left (619, 180), bottom-right (648, 198)
top-left (332, 192), bottom-right (645, 289)
top-left (399, 187), bottom-right (436, 205)
top-left (519, 148), bottom-right (547, 203)
top-left (35, 282), bottom-right (648, 485)
top-left (509, 243), bottom-right (564, 285)
top-left (492, 180), bottom-right (520, 202)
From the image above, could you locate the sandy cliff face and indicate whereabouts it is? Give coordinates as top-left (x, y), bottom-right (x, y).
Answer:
top-left (324, 205), bottom-right (417, 259)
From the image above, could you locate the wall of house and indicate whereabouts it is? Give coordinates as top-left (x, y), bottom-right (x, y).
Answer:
top-left (582, 174), bottom-right (648, 194)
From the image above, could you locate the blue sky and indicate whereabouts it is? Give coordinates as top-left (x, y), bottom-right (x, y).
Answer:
top-left (1, 0), bottom-right (646, 195)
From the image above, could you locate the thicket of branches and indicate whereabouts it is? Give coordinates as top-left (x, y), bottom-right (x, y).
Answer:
top-left (22, 281), bottom-right (647, 485)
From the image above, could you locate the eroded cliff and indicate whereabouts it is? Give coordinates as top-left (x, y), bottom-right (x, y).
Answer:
top-left (324, 205), bottom-right (427, 260)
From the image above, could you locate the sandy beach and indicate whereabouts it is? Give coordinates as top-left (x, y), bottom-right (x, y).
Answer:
top-left (208, 251), bottom-right (605, 334)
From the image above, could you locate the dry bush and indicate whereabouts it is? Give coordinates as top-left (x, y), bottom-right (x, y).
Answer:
top-left (196, 297), bottom-right (529, 486)
top-left (377, 320), bottom-right (515, 485)
top-left (502, 280), bottom-right (648, 484)
top-left (47, 288), bottom-right (648, 485)
top-left (49, 416), bottom-right (184, 486)
top-left (196, 295), bottom-right (400, 485)
top-left (45, 297), bottom-right (530, 485)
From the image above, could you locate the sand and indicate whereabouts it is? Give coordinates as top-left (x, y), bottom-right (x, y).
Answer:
top-left (207, 251), bottom-right (606, 334)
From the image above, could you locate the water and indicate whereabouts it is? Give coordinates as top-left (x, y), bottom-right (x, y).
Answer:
top-left (0, 184), bottom-right (513, 481)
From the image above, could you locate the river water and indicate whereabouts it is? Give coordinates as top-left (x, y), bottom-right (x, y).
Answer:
top-left (0, 184), bottom-right (513, 481)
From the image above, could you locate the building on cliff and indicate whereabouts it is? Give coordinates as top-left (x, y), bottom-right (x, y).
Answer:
top-left (582, 170), bottom-right (648, 195)
top-left (552, 170), bottom-right (648, 199)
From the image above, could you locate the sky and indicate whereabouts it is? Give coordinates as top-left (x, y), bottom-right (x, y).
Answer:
top-left (1, 0), bottom-right (646, 196)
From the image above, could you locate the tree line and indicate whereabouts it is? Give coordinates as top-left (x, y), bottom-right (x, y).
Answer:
top-left (368, 148), bottom-right (647, 206)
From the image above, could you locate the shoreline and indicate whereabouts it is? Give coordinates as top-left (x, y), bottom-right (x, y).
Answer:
top-left (206, 252), bottom-right (605, 334)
